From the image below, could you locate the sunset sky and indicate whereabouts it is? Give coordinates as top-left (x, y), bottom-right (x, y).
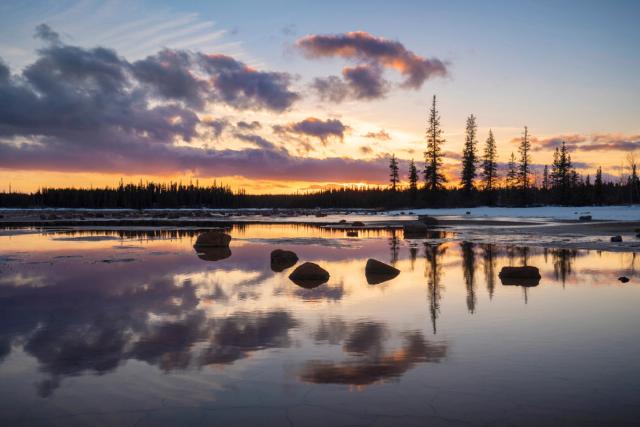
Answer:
top-left (0, 0), bottom-right (639, 193)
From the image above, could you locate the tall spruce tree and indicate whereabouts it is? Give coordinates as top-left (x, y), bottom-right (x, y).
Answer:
top-left (481, 129), bottom-right (498, 191)
top-left (389, 154), bottom-right (399, 191)
top-left (551, 141), bottom-right (573, 202)
top-left (460, 114), bottom-right (478, 192)
top-left (542, 165), bottom-right (549, 191)
top-left (594, 166), bottom-right (603, 205)
top-left (518, 126), bottom-right (532, 194)
top-left (424, 95), bottom-right (446, 192)
top-left (408, 159), bottom-right (419, 200)
top-left (506, 152), bottom-right (518, 190)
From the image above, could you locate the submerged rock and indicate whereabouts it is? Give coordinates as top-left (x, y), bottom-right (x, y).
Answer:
top-left (618, 276), bottom-right (630, 283)
top-left (270, 249), bottom-right (299, 272)
top-left (194, 230), bottom-right (231, 247)
top-left (611, 235), bottom-right (623, 242)
top-left (365, 258), bottom-right (400, 285)
top-left (498, 266), bottom-right (541, 287)
top-left (289, 262), bottom-right (330, 288)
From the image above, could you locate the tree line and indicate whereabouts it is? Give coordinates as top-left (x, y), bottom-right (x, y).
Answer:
top-left (389, 95), bottom-right (640, 207)
top-left (1, 96), bottom-right (638, 209)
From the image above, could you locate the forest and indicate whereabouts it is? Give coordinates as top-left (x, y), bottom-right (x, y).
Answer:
top-left (1, 96), bottom-right (638, 209)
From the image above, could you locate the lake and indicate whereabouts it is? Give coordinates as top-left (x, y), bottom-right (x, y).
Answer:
top-left (0, 224), bottom-right (639, 426)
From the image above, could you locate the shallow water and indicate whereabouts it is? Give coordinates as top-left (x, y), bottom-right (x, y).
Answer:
top-left (0, 224), bottom-right (639, 426)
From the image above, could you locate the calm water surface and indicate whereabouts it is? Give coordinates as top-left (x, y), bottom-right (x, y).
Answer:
top-left (0, 225), bottom-right (639, 426)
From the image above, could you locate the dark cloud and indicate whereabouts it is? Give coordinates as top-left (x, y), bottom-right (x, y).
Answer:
top-left (363, 130), bottom-right (390, 141)
top-left (234, 132), bottom-right (281, 151)
top-left (236, 120), bottom-right (262, 131)
top-left (34, 23), bottom-right (61, 44)
top-left (273, 117), bottom-right (348, 143)
top-left (0, 25), bottom-right (350, 182)
top-left (530, 133), bottom-right (640, 152)
top-left (311, 75), bottom-right (349, 103)
top-left (204, 118), bottom-right (230, 139)
top-left (132, 49), bottom-right (207, 109)
top-left (198, 54), bottom-right (299, 111)
top-left (359, 146), bottom-right (373, 155)
top-left (297, 31), bottom-right (448, 96)
top-left (342, 64), bottom-right (387, 99)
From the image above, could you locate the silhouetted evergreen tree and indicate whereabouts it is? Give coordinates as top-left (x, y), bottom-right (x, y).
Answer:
top-left (542, 165), bottom-right (549, 191)
top-left (389, 154), bottom-right (399, 191)
top-left (424, 95), bottom-right (446, 194)
top-left (550, 141), bottom-right (573, 203)
top-left (594, 166), bottom-right (603, 205)
top-left (506, 152), bottom-right (518, 190)
top-left (518, 126), bottom-right (532, 201)
top-left (408, 159), bottom-right (419, 202)
top-left (460, 114), bottom-right (478, 192)
top-left (481, 129), bottom-right (498, 204)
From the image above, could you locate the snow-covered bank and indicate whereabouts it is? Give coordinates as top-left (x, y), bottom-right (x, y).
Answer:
top-left (387, 205), bottom-right (640, 221)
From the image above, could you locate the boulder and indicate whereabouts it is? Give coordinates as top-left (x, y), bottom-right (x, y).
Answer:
top-left (417, 215), bottom-right (438, 226)
top-left (195, 247), bottom-right (232, 262)
top-left (403, 221), bottom-right (430, 238)
top-left (352, 221), bottom-right (365, 227)
top-left (618, 276), bottom-right (630, 283)
top-left (346, 230), bottom-right (358, 237)
top-left (194, 230), bottom-right (231, 248)
top-left (289, 262), bottom-right (330, 288)
top-left (365, 259), bottom-right (400, 285)
top-left (270, 249), bottom-right (299, 272)
top-left (578, 215), bottom-right (592, 221)
top-left (339, 219), bottom-right (347, 224)
top-left (498, 266), bottom-right (541, 287)
top-left (611, 235), bottom-right (623, 242)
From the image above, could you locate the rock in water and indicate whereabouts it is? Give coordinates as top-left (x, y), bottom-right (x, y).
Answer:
top-left (618, 276), bottom-right (630, 283)
top-left (578, 215), bottom-right (592, 221)
top-left (346, 230), bottom-right (358, 237)
top-left (417, 215), bottom-right (438, 226)
top-left (194, 230), bottom-right (231, 247)
top-left (289, 262), bottom-right (330, 288)
top-left (611, 235), bottom-right (623, 242)
top-left (270, 249), bottom-right (299, 272)
top-left (498, 266), bottom-right (541, 287)
top-left (352, 221), bottom-right (365, 227)
top-left (195, 247), bottom-right (232, 261)
top-left (365, 259), bottom-right (400, 285)
top-left (403, 221), bottom-right (430, 238)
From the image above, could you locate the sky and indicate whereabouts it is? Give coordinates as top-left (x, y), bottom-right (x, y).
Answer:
top-left (0, 0), bottom-right (639, 193)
